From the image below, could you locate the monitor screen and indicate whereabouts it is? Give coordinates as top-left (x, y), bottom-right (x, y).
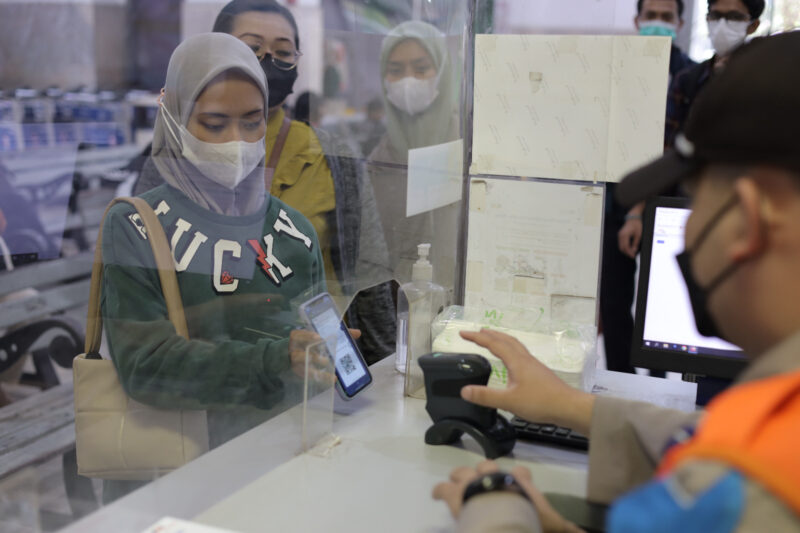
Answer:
top-left (631, 197), bottom-right (747, 379)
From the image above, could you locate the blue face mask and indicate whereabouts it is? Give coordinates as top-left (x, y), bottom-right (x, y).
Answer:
top-left (639, 20), bottom-right (678, 40)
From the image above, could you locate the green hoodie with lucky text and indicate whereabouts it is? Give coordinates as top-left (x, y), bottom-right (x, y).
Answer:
top-left (101, 184), bottom-right (326, 447)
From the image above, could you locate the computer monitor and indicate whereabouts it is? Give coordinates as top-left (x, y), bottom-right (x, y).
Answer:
top-left (631, 197), bottom-right (747, 379)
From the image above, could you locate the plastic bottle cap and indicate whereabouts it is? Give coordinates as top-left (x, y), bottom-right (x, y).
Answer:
top-left (412, 243), bottom-right (433, 282)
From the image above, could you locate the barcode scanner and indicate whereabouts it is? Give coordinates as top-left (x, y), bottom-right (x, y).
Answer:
top-left (419, 353), bottom-right (516, 459)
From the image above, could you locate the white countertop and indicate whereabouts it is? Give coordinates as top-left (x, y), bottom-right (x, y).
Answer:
top-left (195, 361), bottom-right (589, 533)
top-left (64, 357), bottom-right (590, 533)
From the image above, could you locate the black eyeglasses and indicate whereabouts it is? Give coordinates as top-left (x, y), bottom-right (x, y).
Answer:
top-left (255, 50), bottom-right (302, 71)
top-left (707, 10), bottom-right (751, 23)
top-left (239, 35), bottom-right (301, 71)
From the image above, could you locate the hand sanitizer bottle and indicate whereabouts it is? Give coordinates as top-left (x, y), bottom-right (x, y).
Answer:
top-left (396, 244), bottom-right (446, 398)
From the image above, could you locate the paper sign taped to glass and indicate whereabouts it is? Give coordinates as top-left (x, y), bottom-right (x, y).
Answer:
top-left (464, 178), bottom-right (603, 329)
top-left (471, 34), bottom-right (670, 182)
top-left (438, 178), bottom-right (603, 392)
top-left (406, 139), bottom-right (463, 217)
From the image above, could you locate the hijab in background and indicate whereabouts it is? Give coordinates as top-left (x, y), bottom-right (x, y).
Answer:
top-left (152, 32), bottom-right (269, 216)
top-left (378, 21), bottom-right (459, 162)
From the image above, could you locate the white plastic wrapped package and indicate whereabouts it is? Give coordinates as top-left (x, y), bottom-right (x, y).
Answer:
top-left (431, 307), bottom-right (597, 392)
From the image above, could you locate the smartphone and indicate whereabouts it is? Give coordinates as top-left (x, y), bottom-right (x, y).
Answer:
top-left (298, 292), bottom-right (372, 400)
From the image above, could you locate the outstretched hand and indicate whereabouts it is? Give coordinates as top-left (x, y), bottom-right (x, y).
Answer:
top-left (458, 329), bottom-right (595, 435)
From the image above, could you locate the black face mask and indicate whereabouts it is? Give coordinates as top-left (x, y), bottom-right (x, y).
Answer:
top-left (675, 195), bottom-right (740, 339)
top-left (262, 59), bottom-right (298, 109)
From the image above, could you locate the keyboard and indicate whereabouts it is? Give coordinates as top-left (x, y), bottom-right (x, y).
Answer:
top-left (511, 417), bottom-right (589, 451)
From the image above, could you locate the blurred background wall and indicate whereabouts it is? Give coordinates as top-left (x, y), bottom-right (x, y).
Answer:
top-left (0, 0), bottom-right (129, 90)
top-left (1, 0), bottom-right (797, 93)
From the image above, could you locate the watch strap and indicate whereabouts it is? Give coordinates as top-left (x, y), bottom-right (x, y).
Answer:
top-left (462, 472), bottom-right (531, 505)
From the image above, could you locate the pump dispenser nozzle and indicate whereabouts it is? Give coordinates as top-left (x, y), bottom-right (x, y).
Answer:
top-left (412, 243), bottom-right (433, 282)
top-left (397, 242), bottom-right (446, 396)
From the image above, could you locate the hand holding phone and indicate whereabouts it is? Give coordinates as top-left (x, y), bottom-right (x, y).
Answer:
top-left (288, 329), bottom-right (332, 384)
top-left (287, 328), bottom-right (363, 384)
top-left (298, 292), bottom-right (373, 399)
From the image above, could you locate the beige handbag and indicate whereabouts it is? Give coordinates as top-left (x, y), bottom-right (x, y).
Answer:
top-left (73, 197), bottom-right (209, 480)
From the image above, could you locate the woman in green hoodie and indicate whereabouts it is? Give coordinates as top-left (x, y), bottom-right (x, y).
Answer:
top-left (101, 32), bottom-right (341, 502)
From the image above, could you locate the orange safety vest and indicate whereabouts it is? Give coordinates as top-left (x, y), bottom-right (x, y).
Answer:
top-left (657, 369), bottom-right (800, 516)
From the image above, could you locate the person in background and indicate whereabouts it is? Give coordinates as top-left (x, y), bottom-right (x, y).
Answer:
top-left (213, 0), bottom-right (337, 292)
top-left (293, 90), bottom-right (322, 127)
top-left (134, 0), bottom-right (396, 363)
top-left (600, 0), bottom-right (697, 374)
top-left (368, 21), bottom-right (461, 292)
top-left (635, 0), bottom-right (696, 80)
top-left (664, 0), bottom-right (763, 150)
top-left (215, 0), bottom-right (396, 364)
top-left (614, 2), bottom-right (765, 362)
top-left (353, 97), bottom-right (386, 158)
top-left (434, 32), bottom-right (800, 533)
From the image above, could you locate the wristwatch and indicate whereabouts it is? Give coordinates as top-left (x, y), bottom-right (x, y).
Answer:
top-left (462, 471), bottom-right (531, 505)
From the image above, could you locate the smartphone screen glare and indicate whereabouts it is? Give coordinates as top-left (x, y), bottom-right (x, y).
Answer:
top-left (311, 308), bottom-right (367, 389)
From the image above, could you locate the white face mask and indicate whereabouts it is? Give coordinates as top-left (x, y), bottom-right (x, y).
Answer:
top-left (160, 104), bottom-right (265, 189)
top-left (708, 19), bottom-right (750, 56)
top-left (384, 75), bottom-right (439, 116)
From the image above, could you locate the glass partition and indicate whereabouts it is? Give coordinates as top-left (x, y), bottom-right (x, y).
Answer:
top-left (1, 0), bottom-right (790, 531)
top-left (0, 1), bottom-right (473, 530)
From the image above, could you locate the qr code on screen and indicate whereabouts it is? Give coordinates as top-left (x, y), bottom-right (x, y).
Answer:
top-left (340, 354), bottom-right (357, 375)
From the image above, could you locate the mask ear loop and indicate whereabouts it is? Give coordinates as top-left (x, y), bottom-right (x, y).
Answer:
top-left (157, 88), bottom-right (184, 148)
top-left (689, 193), bottom-right (742, 295)
top-left (686, 193), bottom-right (739, 253)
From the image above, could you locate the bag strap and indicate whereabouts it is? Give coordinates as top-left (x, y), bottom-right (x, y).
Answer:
top-left (85, 197), bottom-right (189, 354)
top-left (264, 116), bottom-right (292, 188)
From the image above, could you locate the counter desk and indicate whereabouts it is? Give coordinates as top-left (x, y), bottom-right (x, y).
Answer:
top-left (64, 357), bottom-right (596, 533)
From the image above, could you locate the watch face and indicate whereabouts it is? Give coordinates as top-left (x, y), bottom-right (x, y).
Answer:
top-left (462, 472), bottom-right (531, 505)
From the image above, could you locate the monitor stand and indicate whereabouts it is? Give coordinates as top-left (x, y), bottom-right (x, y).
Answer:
top-left (685, 374), bottom-right (733, 406)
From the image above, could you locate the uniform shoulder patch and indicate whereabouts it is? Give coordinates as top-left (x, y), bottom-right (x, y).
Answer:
top-left (607, 471), bottom-right (744, 533)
